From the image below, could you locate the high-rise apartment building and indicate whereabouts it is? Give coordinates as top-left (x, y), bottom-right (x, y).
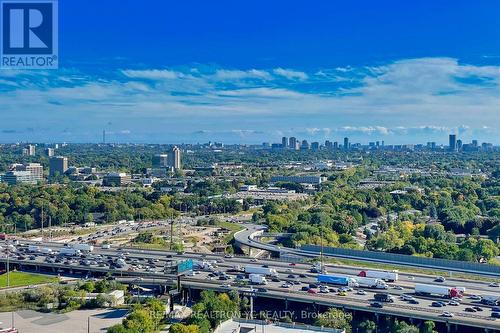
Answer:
top-left (281, 137), bottom-right (288, 148)
top-left (45, 148), bottom-right (55, 157)
top-left (168, 146), bottom-right (181, 170)
top-left (23, 144), bottom-right (36, 156)
top-left (344, 137), bottom-right (349, 150)
top-left (289, 137), bottom-right (298, 150)
top-left (49, 156), bottom-right (68, 177)
top-left (449, 134), bottom-right (457, 151)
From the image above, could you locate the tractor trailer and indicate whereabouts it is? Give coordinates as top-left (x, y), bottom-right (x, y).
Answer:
top-left (245, 265), bottom-right (278, 277)
top-left (317, 274), bottom-right (358, 287)
top-left (354, 277), bottom-right (388, 289)
top-left (414, 284), bottom-right (463, 298)
top-left (358, 270), bottom-right (398, 282)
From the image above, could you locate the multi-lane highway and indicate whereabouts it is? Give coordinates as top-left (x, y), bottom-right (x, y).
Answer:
top-left (1, 239), bottom-right (499, 331)
top-left (234, 224), bottom-right (500, 276)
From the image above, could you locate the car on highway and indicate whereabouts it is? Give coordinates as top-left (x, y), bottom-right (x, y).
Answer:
top-left (448, 301), bottom-right (460, 306)
top-left (492, 306), bottom-right (500, 312)
top-left (301, 286), bottom-right (310, 292)
top-left (435, 276), bottom-right (446, 283)
top-left (357, 290), bottom-right (367, 295)
top-left (289, 263), bottom-right (296, 266)
top-left (271, 277), bottom-right (281, 282)
top-left (469, 295), bottom-right (482, 300)
top-left (287, 274), bottom-right (296, 279)
top-left (370, 302), bottom-right (383, 308)
top-left (432, 301), bottom-right (445, 307)
top-left (492, 312), bottom-right (500, 319)
top-left (392, 285), bottom-right (404, 290)
top-left (281, 283), bottom-right (291, 288)
top-left (489, 282), bottom-right (500, 287)
top-left (337, 291), bottom-right (347, 296)
top-left (409, 299), bottom-right (420, 305)
top-left (257, 288), bottom-right (268, 293)
top-left (472, 306), bottom-right (483, 312)
top-left (465, 307), bottom-right (477, 313)
top-left (441, 311), bottom-right (454, 318)
top-left (307, 289), bottom-right (318, 294)
top-left (309, 283), bottom-right (319, 289)
top-left (400, 294), bottom-right (414, 301)
top-left (299, 274), bottom-right (307, 278)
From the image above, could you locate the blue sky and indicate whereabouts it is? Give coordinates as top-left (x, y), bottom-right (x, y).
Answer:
top-left (2, 0), bottom-right (500, 144)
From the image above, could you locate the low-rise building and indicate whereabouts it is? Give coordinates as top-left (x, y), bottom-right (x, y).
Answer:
top-left (102, 172), bottom-right (131, 186)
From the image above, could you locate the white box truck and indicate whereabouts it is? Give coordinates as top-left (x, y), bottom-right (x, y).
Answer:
top-left (70, 243), bottom-right (94, 252)
top-left (59, 247), bottom-right (81, 256)
top-left (249, 274), bottom-right (268, 285)
top-left (355, 277), bottom-right (388, 289)
top-left (28, 245), bottom-right (40, 253)
top-left (358, 270), bottom-right (398, 282)
top-left (245, 265), bottom-right (278, 277)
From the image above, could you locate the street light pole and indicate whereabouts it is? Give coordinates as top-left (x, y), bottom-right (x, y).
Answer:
top-left (6, 250), bottom-right (10, 288)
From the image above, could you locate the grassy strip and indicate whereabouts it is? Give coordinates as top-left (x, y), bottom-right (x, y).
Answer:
top-left (128, 242), bottom-right (169, 250)
top-left (0, 271), bottom-right (58, 288)
top-left (321, 257), bottom-right (498, 283)
top-left (216, 221), bottom-right (245, 245)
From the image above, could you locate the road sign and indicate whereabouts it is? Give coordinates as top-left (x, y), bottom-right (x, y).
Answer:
top-left (177, 259), bottom-right (193, 275)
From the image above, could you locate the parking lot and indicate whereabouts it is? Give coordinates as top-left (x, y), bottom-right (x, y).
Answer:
top-left (0, 308), bottom-right (128, 333)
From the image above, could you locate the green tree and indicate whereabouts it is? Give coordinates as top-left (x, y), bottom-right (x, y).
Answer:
top-left (314, 308), bottom-right (352, 333)
top-left (358, 320), bottom-right (377, 333)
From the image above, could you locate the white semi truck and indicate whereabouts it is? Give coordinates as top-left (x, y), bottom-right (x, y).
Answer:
top-left (358, 270), bottom-right (399, 282)
top-left (249, 274), bottom-right (268, 285)
top-left (245, 265), bottom-right (278, 277)
top-left (354, 277), bottom-right (388, 289)
top-left (414, 284), bottom-right (463, 298)
top-left (70, 243), bottom-right (94, 253)
top-left (59, 247), bottom-right (81, 256)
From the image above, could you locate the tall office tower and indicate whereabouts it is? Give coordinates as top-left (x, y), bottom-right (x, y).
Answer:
top-left (49, 156), bottom-right (68, 177)
top-left (289, 137), bottom-right (298, 150)
top-left (281, 136), bottom-right (288, 148)
top-left (333, 141), bottom-right (338, 149)
top-left (311, 142), bottom-right (320, 150)
top-left (152, 154), bottom-right (169, 168)
top-left (300, 140), bottom-right (310, 150)
top-left (344, 137), bottom-right (349, 150)
top-left (168, 146), bottom-right (181, 170)
top-left (472, 140), bottom-right (478, 147)
top-left (456, 139), bottom-right (463, 151)
top-left (325, 140), bottom-right (333, 149)
top-left (45, 148), bottom-right (55, 157)
top-left (449, 134), bottom-right (457, 151)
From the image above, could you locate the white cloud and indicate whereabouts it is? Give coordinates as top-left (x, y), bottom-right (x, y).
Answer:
top-left (1, 57), bottom-right (500, 143)
top-left (121, 69), bottom-right (182, 80)
top-left (213, 69), bottom-right (271, 81)
top-left (273, 68), bottom-right (308, 80)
